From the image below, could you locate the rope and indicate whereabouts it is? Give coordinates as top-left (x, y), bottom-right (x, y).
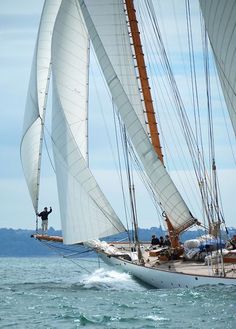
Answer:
top-left (142, 0), bottom-right (228, 231)
top-left (37, 239), bottom-right (93, 273)
top-left (112, 105), bottom-right (131, 237)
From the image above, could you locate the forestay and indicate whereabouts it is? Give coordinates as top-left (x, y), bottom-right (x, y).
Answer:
top-left (200, 0), bottom-right (236, 136)
top-left (20, 0), bottom-right (62, 211)
top-left (79, 0), bottom-right (196, 233)
top-left (52, 0), bottom-right (125, 244)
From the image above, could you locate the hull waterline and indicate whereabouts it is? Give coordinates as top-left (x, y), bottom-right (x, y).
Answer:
top-left (99, 252), bottom-right (236, 289)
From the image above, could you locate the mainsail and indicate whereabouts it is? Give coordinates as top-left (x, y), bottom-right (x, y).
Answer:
top-left (200, 0), bottom-right (236, 136)
top-left (78, 0), bottom-right (196, 233)
top-left (51, 0), bottom-right (125, 244)
top-left (20, 0), bottom-right (62, 211)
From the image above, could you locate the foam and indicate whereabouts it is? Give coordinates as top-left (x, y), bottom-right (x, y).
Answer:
top-left (80, 268), bottom-right (144, 291)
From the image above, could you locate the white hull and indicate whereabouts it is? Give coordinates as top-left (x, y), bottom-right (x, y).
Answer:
top-left (99, 252), bottom-right (236, 289)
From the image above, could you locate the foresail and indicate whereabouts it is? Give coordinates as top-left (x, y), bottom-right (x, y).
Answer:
top-left (79, 0), bottom-right (196, 233)
top-left (200, 0), bottom-right (236, 136)
top-left (84, 0), bottom-right (147, 133)
top-left (52, 0), bottom-right (125, 244)
top-left (20, 0), bottom-right (61, 211)
top-left (52, 0), bottom-right (89, 161)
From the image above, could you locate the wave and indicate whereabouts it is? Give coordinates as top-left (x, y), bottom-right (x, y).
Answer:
top-left (3, 268), bottom-right (144, 292)
top-left (78, 268), bottom-right (144, 291)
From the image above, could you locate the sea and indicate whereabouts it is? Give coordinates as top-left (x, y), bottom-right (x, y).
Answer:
top-left (0, 257), bottom-right (236, 329)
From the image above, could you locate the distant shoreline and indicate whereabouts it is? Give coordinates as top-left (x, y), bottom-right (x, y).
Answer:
top-left (1, 227), bottom-right (235, 257)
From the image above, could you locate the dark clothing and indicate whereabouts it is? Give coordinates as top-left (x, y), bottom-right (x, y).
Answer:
top-left (164, 238), bottom-right (171, 247)
top-left (151, 237), bottom-right (160, 246)
top-left (159, 237), bottom-right (164, 247)
top-left (38, 208), bottom-right (52, 221)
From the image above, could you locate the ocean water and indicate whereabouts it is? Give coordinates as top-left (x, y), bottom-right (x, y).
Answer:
top-left (0, 257), bottom-right (236, 329)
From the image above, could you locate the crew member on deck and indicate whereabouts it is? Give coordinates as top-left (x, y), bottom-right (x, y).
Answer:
top-left (37, 207), bottom-right (52, 234)
top-left (159, 236), bottom-right (164, 247)
top-left (164, 235), bottom-right (171, 247)
top-left (151, 235), bottom-right (160, 249)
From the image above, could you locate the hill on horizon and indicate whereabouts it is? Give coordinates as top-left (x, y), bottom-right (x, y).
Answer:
top-left (0, 226), bottom-right (235, 257)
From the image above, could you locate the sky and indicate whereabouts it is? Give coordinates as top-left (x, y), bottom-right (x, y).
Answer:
top-left (0, 0), bottom-right (235, 232)
top-left (0, 1), bottom-right (45, 229)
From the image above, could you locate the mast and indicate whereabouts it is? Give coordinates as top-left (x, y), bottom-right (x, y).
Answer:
top-left (125, 0), bottom-right (180, 248)
top-left (35, 63), bottom-right (52, 230)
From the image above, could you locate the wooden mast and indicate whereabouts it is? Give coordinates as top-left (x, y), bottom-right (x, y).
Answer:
top-left (125, 0), bottom-right (180, 248)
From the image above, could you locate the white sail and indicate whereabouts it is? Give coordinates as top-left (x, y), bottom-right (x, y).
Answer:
top-left (52, 0), bottom-right (125, 244)
top-left (20, 0), bottom-right (62, 211)
top-left (200, 0), bottom-right (236, 136)
top-left (79, 0), bottom-right (196, 232)
top-left (84, 0), bottom-right (147, 133)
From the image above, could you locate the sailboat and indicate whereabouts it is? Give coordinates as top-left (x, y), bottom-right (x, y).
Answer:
top-left (21, 0), bottom-right (236, 289)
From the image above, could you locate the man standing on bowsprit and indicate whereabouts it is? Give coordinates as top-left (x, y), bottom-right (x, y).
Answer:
top-left (37, 206), bottom-right (52, 234)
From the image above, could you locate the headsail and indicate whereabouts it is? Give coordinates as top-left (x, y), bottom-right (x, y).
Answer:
top-left (78, 0), bottom-right (196, 233)
top-left (200, 0), bottom-right (236, 136)
top-left (20, 0), bottom-right (62, 211)
top-left (84, 0), bottom-right (147, 133)
top-left (51, 0), bottom-right (125, 244)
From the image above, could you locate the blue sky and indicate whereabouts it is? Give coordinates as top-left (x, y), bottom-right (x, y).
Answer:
top-left (0, 1), bottom-right (45, 229)
top-left (0, 0), bottom-right (235, 231)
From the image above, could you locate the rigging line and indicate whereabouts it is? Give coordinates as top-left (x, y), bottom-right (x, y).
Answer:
top-left (37, 239), bottom-right (92, 273)
top-left (203, 27), bottom-right (217, 222)
top-left (41, 119), bottom-right (56, 174)
top-left (90, 46), bottom-right (123, 174)
top-left (145, 0), bottom-right (201, 166)
top-left (202, 20), bottom-right (226, 226)
top-left (50, 130), bottom-right (126, 235)
top-left (127, 140), bottom-right (165, 227)
top-left (44, 91), bottom-right (126, 234)
top-left (89, 56), bottom-right (130, 233)
top-left (117, 118), bottom-right (136, 242)
top-left (144, 0), bottom-right (221, 226)
top-left (137, 1), bottom-right (206, 218)
top-left (138, 31), bottom-right (203, 215)
top-left (138, 15), bottom-right (203, 216)
top-left (186, 0), bottom-right (213, 223)
top-left (38, 241), bottom-right (93, 255)
top-left (119, 123), bottom-right (136, 240)
top-left (213, 64), bottom-right (236, 165)
top-left (112, 104), bottom-right (131, 236)
top-left (149, 0), bottom-right (218, 205)
top-left (129, 150), bottom-right (138, 228)
top-left (185, 0), bottom-right (199, 142)
top-left (186, 0), bottom-right (206, 176)
top-left (209, 37), bottom-right (236, 99)
top-left (123, 126), bottom-right (141, 247)
top-left (143, 2), bottom-right (198, 163)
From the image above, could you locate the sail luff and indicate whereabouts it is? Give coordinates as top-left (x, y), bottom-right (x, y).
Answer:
top-left (34, 63), bottom-right (52, 214)
top-left (78, 0), bottom-right (197, 233)
top-left (20, 0), bottom-right (62, 211)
